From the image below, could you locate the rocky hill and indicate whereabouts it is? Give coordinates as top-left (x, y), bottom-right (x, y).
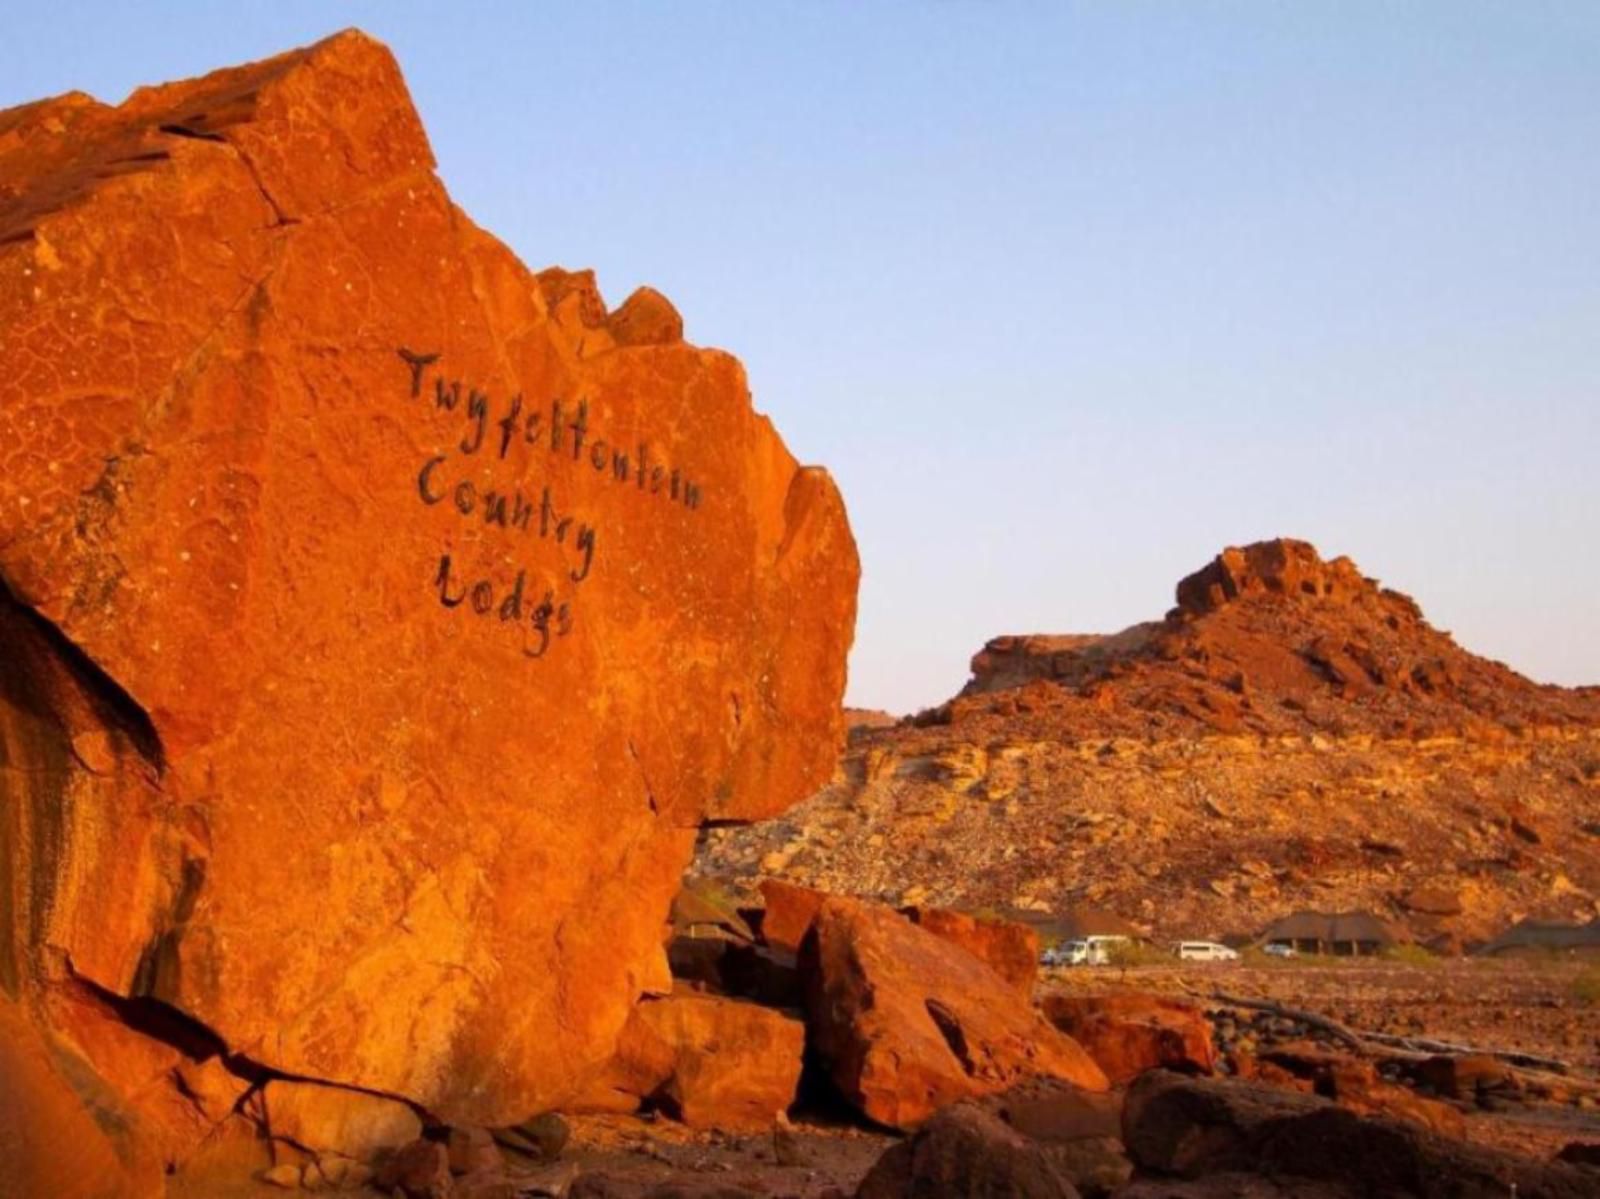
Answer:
top-left (697, 539), bottom-right (1600, 947)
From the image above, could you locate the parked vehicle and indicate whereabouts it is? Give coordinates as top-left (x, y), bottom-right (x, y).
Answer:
top-left (1046, 935), bottom-right (1131, 966)
top-left (1263, 942), bottom-right (1298, 959)
top-left (1172, 940), bottom-right (1240, 963)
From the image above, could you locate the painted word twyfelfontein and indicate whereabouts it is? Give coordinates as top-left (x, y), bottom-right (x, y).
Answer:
top-left (400, 345), bottom-right (720, 656)
top-left (0, 29), bottom-right (857, 1199)
top-left (395, 349), bottom-right (714, 658)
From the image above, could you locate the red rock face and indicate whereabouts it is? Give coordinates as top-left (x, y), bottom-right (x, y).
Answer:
top-left (0, 25), bottom-right (857, 1149)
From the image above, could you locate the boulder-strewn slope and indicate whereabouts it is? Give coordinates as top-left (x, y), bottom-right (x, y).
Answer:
top-left (699, 540), bottom-right (1600, 944)
top-left (0, 30), bottom-right (856, 1196)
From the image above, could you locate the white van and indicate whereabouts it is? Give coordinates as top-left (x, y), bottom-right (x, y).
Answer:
top-left (1173, 940), bottom-right (1240, 962)
top-left (1054, 935), bottom-right (1131, 966)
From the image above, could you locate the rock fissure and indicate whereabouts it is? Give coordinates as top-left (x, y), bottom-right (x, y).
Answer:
top-left (0, 573), bottom-right (164, 775)
top-left (156, 123), bottom-right (226, 144)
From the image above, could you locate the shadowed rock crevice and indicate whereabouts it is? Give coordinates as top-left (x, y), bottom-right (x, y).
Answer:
top-left (925, 998), bottom-right (978, 1077)
top-left (0, 574), bottom-right (164, 775)
top-left (59, 966), bottom-right (228, 1064)
top-left (157, 122), bottom-right (226, 143)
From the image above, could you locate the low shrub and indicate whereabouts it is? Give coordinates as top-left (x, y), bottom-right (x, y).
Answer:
top-left (1383, 943), bottom-right (1440, 968)
top-left (1104, 940), bottom-right (1173, 969)
top-left (1573, 969), bottom-right (1600, 1007)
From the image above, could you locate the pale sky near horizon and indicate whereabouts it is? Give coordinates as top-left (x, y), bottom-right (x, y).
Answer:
top-left (4, 3), bottom-right (1596, 714)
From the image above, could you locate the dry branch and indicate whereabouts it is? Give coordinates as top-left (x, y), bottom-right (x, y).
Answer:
top-left (1199, 988), bottom-right (1599, 1094)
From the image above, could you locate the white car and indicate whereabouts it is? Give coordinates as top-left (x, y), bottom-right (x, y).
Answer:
top-left (1173, 940), bottom-right (1240, 963)
top-left (1263, 942), bottom-right (1298, 959)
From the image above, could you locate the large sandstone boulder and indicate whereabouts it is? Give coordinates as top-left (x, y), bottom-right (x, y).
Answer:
top-left (569, 994), bottom-right (804, 1131)
top-left (643, 993), bottom-right (805, 1131)
top-left (758, 877), bottom-right (830, 954)
top-left (1123, 1071), bottom-right (1597, 1198)
top-left (263, 1079), bottom-right (423, 1163)
top-left (903, 905), bottom-right (1041, 994)
top-left (855, 1079), bottom-right (1130, 1199)
top-left (1041, 994), bottom-right (1217, 1084)
top-left (855, 1103), bottom-right (1085, 1199)
top-left (803, 896), bottom-right (1108, 1129)
top-left (0, 25), bottom-right (857, 1182)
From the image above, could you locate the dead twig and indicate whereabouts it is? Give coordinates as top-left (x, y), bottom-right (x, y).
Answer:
top-left (1356, 1029), bottom-right (1572, 1076)
top-left (1198, 988), bottom-right (1600, 1096)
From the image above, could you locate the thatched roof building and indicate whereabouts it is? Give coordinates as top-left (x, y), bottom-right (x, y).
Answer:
top-left (1259, 910), bottom-right (1399, 956)
top-left (1477, 917), bottom-right (1600, 957)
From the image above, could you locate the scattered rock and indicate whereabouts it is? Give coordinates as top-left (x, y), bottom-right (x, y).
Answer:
top-left (374, 1138), bottom-right (453, 1199)
top-left (1256, 1043), bottom-right (1466, 1138)
top-left (1400, 884), bottom-right (1465, 917)
top-left (448, 1125), bottom-right (504, 1176)
top-left (320, 1158), bottom-right (374, 1189)
top-left (1123, 1070), bottom-right (1597, 1197)
top-left (772, 1114), bottom-right (807, 1167)
top-left (1556, 1141), bottom-right (1600, 1167)
top-left (498, 1112), bottom-right (571, 1162)
top-left (1413, 1053), bottom-right (1515, 1102)
top-left (260, 1163), bottom-right (304, 1189)
top-left (520, 1159), bottom-right (582, 1197)
top-left (854, 1102), bottom-right (1084, 1199)
top-left (855, 1078), bottom-right (1130, 1198)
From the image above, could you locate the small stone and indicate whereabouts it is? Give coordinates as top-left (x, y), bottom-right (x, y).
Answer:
top-left (266, 1081), bottom-right (422, 1162)
top-left (511, 1112), bottom-right (570, 1161)
top-left (374, 1139), bottom-right (452, 1197)
top-left (1557, 1141), bottom-right (1600, 1166)
top-left (317, 1159), bottom-right (349, 1187)
top-left (518, 1160), bottom-right (579, 1197)
top-left (772, 1115), bottom-right (806, 1168)
top-left (260, 1163), bottom-right (303, 1189)
top-left (455, 1173), bottom-right (517, 1199)
top-left (448, 1126), bottom-right (503, 1176)
top-left (339, 1162), bottom-right (374, 1191)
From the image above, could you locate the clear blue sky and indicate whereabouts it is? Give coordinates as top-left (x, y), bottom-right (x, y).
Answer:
top-left (5, 3), bottom-right (1596, 712)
